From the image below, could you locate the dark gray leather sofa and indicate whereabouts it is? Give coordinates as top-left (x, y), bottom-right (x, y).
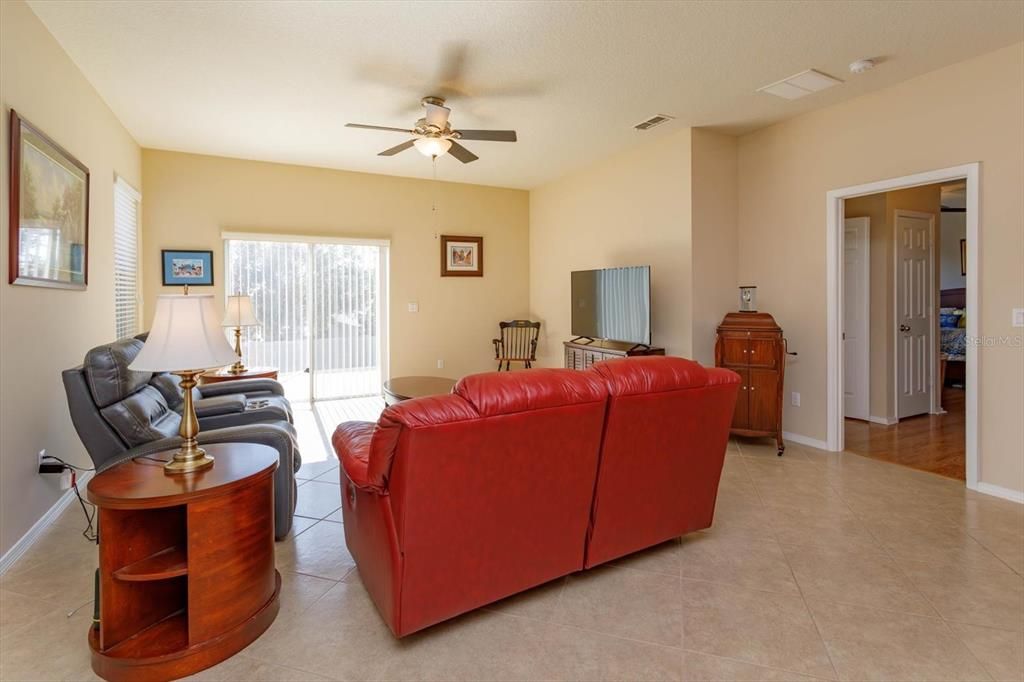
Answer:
top-left (62, 335), bottom-right (301, 539)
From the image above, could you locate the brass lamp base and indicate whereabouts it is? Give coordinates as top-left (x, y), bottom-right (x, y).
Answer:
top-left (165, 370), bottom-right (215, 475)
top-left (228, 326), bottom-right (247, 375)
top-left (164, 446), bottom-right (215, 473)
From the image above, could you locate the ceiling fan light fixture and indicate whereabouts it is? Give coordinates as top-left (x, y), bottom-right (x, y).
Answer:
top-left (414, 137), bottom-right (452, 158)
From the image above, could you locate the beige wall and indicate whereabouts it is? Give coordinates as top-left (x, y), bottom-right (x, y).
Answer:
top-left (529, 128), bottom-right (738, 369)
top-left (141, 150), bottom-right (530, 382)
top-left (845, 185), bottom-right (942, 421)
top-left (940, 211), bottom-right (967, 290)
top-left (738, 42), bottom-right (1023, 493)
top-left (0, 0), bottom-right (142, 555)
top-left (690, 130), bottom-right (739, 366)
top-left (529, 129), bottom-right (693, 367)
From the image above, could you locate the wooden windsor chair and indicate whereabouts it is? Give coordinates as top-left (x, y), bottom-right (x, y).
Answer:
top-left (492, 320), bottom-right (541, 371)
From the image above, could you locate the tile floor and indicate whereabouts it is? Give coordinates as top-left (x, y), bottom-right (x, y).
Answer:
top-left (1, 399), bottom-right (1022, 681)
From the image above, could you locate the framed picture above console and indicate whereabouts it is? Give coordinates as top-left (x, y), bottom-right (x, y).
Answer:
top-left (8, 110), bottom-right (90, 290)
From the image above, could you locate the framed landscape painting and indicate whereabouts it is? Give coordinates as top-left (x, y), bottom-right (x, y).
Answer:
top-left (162, 249), bottom-right (214, 286)
top-left (8, 110), bottom-right (90, 289)
top-left (440, 235), bottom-right (483, 277)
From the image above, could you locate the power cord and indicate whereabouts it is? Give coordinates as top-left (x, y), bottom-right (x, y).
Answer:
top-left (70, 474), bottom-right (97, 543)
top-left (40, 455), bottom-right (97, 543)
top-left (135, 455), bottom-right (171, 464)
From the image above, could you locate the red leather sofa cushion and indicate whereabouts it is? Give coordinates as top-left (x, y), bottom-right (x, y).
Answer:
top-left (455, 368), bottom-right (606, 416)
top-left (585, 357), bottom-right (741, 567)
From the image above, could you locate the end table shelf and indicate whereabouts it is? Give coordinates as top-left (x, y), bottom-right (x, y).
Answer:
top-left (87, 443), bottom-right (280, 681)
top-left (111, 546), bottom-right (187, 582)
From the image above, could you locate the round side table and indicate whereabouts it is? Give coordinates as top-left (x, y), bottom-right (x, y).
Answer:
top-left (199, 366), bottom-right (279, 385)
top-left (86, 443), bottom-right (280, 681)
top-left (383, 376), bottom-right (457, 406)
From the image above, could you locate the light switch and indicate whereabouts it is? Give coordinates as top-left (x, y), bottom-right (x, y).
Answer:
top-left (1013, 308), bottom-right (1024, 328)
top-left (407, 302), bottom-right (419, 313)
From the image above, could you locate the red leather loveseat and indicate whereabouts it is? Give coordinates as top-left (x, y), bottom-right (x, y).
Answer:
top-left (332, 356), bottom-right (739, 637)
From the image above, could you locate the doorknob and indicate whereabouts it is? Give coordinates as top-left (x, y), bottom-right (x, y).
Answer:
top-left (899, 324), bottom-right (911, 333)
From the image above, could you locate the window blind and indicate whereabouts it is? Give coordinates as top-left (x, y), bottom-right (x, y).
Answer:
top-left (113, 177), bottom-right (140, 339)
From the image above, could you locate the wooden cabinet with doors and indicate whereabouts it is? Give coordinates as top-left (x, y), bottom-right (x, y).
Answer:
top-left (715, 312), bottom-right (788, 455)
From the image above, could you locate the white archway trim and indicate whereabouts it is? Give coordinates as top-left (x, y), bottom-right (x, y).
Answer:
top-left (825, 163), bottom-right (980, 491)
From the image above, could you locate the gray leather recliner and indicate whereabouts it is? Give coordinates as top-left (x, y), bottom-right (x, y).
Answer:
top-left (62, 335), bottom-right (301, 539)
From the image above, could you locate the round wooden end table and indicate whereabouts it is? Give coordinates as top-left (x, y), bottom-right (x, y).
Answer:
top-left (86, 443), bottom-right (280, 682)
top-left (383, 376), bottom-right (457, 406)
top-left (199, 366), bottom-right (279, 385)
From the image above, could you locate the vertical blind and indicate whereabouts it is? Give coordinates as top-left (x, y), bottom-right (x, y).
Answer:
top-left (113, 177), bottom-right (140, 339)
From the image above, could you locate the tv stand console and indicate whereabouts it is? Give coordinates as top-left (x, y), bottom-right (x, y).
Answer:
top-left (564, 339), bottom-right (665, 370)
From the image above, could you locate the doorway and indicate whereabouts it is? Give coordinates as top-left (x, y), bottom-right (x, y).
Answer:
top-left (827, 163), bottom-right (979, 489)
top-left (223, 233), bottom-right (389, 402)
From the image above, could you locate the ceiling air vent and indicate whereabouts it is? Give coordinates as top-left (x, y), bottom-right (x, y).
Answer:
top-left (757, 69), bottom-right (843, 100)
top-left (634, 114), bottom-right (674, 131)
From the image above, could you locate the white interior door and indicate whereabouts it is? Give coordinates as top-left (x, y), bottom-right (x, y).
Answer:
top-left (843, 216), bottom-right (870, 421)
top-left (894, 210), bottom-right (935, 419)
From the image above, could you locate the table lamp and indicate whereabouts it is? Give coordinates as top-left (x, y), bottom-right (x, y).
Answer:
top-left (222, 293), bottom-right (260, 374)
top-left (129, 293), bottom-right (237, 473)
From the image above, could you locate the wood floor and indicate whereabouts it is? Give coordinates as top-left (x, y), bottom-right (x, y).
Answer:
top-left (844, 387), bottom-right (966, 480)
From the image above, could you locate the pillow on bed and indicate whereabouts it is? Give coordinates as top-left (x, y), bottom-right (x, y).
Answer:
top-left (940, 307), bottom-right (964, 328)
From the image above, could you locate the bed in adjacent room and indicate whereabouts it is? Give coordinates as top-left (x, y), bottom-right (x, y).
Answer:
top-left (939, 287), bottom-right (966, 388)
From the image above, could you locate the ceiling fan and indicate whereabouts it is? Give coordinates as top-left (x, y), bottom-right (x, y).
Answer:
top-left (345, 96), bottom-right (517, 164)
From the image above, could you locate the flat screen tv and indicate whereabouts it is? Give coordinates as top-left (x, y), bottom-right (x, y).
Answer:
top-left (571, 266), bottom-right (651, 345)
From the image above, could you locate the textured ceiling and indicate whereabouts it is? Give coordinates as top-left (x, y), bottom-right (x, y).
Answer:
top-left (28, 0), bottom-right (1024, 189)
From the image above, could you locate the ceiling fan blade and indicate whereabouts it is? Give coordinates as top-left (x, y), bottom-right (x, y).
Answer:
top-left (436, 43), bottom-right (469, 98)
top-left (447, 141), bottom-right (479, 164)
top-left (346, 123), bottom-right (413, 133)
top-left (455, 129), bottom-right (518, 142)
top-left (378, 139), bottom-right (415, 156)
top-left (423, 102), bottom-right (451, 129)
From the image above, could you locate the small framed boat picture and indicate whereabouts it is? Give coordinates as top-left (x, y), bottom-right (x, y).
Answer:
top-left (162, 249), bottom-right (214, 286)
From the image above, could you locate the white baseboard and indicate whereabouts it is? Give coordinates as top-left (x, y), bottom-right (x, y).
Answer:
top-left (868, 415), bottom-right (898, 425)
top-left (0, 472), bottom-right (94, 575)
top-left (974, 482), bottom-right (1024, 505)
top-left (782, 431), bottom-right (830, 452)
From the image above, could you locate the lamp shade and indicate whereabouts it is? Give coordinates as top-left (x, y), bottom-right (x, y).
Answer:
top-left (222, 294), bottom-right (259, 327)
top-left (130, 294), bottom-right (237, 372)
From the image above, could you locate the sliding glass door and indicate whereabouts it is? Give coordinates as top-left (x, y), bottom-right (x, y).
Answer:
top-left (224, 235), bottom-right (388, 401)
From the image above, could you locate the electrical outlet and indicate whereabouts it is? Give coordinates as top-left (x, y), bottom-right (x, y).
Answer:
top-left (408, 301), bottom-right (419, 313)
top-left (437, 359), bottom-right (445, 369)
top-left (791, 392), bottom-right (801, 407)
top-left (59, 469), bottom-right (73, 491)
top-left (1013, 308), bottom-right (1024, 328)
top-left (38, 449), bottom-right (64, 475)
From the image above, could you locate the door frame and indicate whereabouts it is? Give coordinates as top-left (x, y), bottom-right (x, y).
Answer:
top-left (221, 231), bottom-right (391, 401)
top-left (825, 163), bottom-right (979, 490)
top-left (891, 209), bottom-right (939, 419)
top-left (842, 216), bottom-right (870, 422)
